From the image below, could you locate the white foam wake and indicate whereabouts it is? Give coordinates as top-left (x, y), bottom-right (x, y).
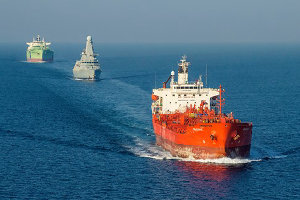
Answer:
top-left (73, 78), bottom-right (96, 81)
top-left (20, 60), bottom-right (46, 63)
top-left (127, 137), bottom-right (262, 165)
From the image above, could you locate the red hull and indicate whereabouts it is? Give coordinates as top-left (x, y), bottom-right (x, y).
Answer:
top-left (153, 118), bottom-right (252, 159)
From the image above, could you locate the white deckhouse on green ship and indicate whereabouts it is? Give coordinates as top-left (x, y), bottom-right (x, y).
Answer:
top-left (73, 36), bottom-right (101, 80)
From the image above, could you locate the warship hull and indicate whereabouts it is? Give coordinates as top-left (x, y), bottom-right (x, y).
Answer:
top-left (73, 67), bottom-right (101, 80)
top-left (73, 36), bottom-right (101, 80)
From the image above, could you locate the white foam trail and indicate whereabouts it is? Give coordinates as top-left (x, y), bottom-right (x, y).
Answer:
top-left (20, 61), bottom-right (46, 63)
top-left (110, 79), bottom-right (149, 97)
top-left (128, 137), bottom-right (262, 164)
top-left (268, 155), bottom-right (287, 159)
top-left (181, 157), bottom-right (262, 164)
top-left (107, 79), bottom-right (152, 129)
top-left (73, 78), bottom-right (95, 81)
top-left (74, 78), bottom-right (84, 81)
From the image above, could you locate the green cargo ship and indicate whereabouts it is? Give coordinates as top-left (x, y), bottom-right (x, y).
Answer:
top-left (26, 35), bottom-right (54, 62)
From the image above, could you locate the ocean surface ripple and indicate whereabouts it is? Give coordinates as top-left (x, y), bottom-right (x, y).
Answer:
top-left (0, 44), bottom-right (299, 199)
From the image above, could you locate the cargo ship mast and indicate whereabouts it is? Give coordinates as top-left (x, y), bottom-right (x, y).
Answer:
top-left (178, 55), bottom-right (190, 84)
top-left (218, 85), bottom-right (225, 115)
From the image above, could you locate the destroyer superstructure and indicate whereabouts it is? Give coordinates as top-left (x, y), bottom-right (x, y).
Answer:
top-left (73, 36), bottom-right (101, 80)
top-left (151, 56), bottom-right (253, 159)
top-left (26, 35), bottom-right (54, 62)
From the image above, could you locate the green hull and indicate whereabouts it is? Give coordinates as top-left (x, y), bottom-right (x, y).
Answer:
top-left (26, 47), bottom-right (54, 62)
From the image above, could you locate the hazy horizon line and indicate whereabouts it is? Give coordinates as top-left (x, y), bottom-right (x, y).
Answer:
top-left (1, 41), bottom-right (300, 45)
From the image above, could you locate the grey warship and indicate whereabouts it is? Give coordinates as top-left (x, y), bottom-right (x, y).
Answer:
top-left (73, 36), bottom-right (101, 80)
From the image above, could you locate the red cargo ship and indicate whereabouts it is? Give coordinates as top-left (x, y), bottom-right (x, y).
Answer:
top-left (151, 56), bottom-right (252, 159)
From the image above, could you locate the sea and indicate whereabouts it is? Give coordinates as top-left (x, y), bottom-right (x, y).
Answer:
top-left (0, 43), bottom-right (299, 199)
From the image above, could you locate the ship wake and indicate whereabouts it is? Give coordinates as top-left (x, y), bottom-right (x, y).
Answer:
top-left (127, 137), bottom-right (263, 165)
top-left (21, 60), bottom-right (46, 63)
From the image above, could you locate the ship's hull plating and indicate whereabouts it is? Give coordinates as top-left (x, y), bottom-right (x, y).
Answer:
top-left (153, 118), bottom-right (252, 159)
top-left (73, 66), bottom-right (101, 80)
top-left (26, 49), bottom-right (54, 62)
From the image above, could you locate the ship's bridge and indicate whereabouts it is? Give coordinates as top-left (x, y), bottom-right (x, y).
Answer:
top-left (153, 88), bottom-right (219, 113)
top-left (152, 82), bottom-right (219, 114)
top-left (26, 35), bottom-right (51, 50)
top-left (152, 56), bottom-right (219, 114)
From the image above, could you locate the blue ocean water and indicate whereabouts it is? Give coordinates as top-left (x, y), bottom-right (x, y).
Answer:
top-left (0, 43), bottom-right (299, 199)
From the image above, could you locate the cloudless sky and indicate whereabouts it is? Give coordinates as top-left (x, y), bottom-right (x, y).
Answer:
top-left (0, 0), bottom-right (299, 43)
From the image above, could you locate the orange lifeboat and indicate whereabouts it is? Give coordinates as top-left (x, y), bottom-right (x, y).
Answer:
top-left (152, 94), bottom-right (159, 101)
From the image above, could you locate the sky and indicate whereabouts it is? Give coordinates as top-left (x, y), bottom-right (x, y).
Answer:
top-left (0, 0), bottom-right (300, 43)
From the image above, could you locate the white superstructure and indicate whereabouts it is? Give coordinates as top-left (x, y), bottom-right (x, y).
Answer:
top-left (152, 56), bottom-right (219, 114)
top-left (26, 35), bottom-right (51, 49)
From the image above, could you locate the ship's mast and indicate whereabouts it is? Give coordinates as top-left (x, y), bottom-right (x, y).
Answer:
top-left (85, 36), bottom-right (94, 56)
top-left (80, 35), bottom-right (98, 63)
top-left (178, 55), bottom-right (190, 85)
top-left (218, 85), bottom-right (225, 115)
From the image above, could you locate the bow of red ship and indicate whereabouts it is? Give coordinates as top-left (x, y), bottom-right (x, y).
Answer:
top-left (151, 56), bottom-right (253, 159)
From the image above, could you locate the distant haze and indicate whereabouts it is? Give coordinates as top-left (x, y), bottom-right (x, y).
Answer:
top-left (0, 0), bottom-right (300, 43)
